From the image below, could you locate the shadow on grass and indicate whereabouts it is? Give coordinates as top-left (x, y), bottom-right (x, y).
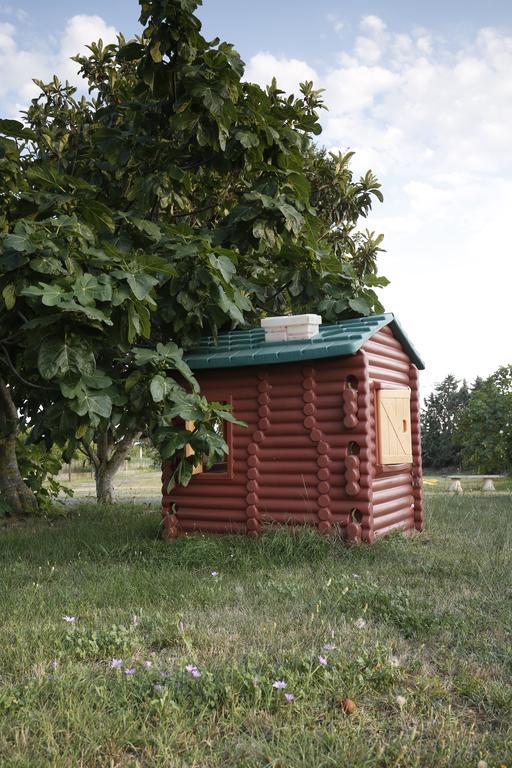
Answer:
top-left (3, 494), bottom-right (510, 579)
top-left (0, 502), bottom-right (415, 574)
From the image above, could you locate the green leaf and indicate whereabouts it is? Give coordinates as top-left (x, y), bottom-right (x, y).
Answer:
top-left (150, 374), bottom-right (166, 403)
top-left (21, 283), bottom-right (68, 307)
top-left (88, 394), bottom-right (112, 418)
top-left (3, 233), bottom-right (36, 253)
top-left (131, 218), bottom-right (162, 242)
top-left (80, 199), bottom-right (115, 233)
top-left (150, 41), bottom-right (163, 63)
top-left (30, 256), bottom-right (66, 275)
top-left (125, 370), bottom-right (143, 391)
top-left (348, 297), bottom-right (371, 315)
top-left (71, 392), bottom-right (112, 418)
top-left (0, 119), bottom-right (35, 139)
top-left (208, 253), bottom-right (236, 282)
top-left (74, 274), bottom-right (113, 306)
top-left (127, 302), bottom-right (141, 343)
top-left (212, 407), bottom-right (247, 427)
top-left (116, 41), bottom-right (143, 61)
top-left (82, 372), bottom-right (112, 390)
top-left (127, 273), bottom-right (158, 301)
top-left (218, 286), bottom-right (244, 324)
top-left (158, 428), bottom-right (192, 459)
top-left (2, 284), bottom-right (15, 310)
top-left (0, 251), bottom-right (28, 271)
top-left (235, 131), bottom-right (259, 149)
top-left (133, 347), bottom-right (156, 366)
top-left (38, 336), bottom-right (95, 380)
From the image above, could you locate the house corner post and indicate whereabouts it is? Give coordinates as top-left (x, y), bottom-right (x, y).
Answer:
top-left (409, 364), bottom-right (424, 531)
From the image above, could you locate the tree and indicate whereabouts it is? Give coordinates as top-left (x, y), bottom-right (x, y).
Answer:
top-left (421, 375), bottom-right (470, 469)
top-left (0, 0), bottom-right (388, 512)
top-left (456, 366), bottom-right (512, 474)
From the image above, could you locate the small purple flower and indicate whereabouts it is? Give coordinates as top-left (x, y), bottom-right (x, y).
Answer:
top-left (323, 643), bottom-right (336, 651)
top-left (143, 660), bottom-right (153, 669)
top-left (111, 658), bottom-right (123, 669)
top-left (124, 667), bottom-right (136, 675)
top-left (185, 664), bottom-right (202, 678)
top-left (318, 655), bottom-right (328, 666)
top-left (63, 615), bottom-right (76, 623)
top-left (272, 680), bottom-right (287, 689)
top-left (154, 683), bottom-right (164, 691)
top-left (284, 693), bottom-right (295, 702)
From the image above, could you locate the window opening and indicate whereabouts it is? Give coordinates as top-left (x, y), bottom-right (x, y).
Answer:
top-left (204, 415), bottom-right (229, 474)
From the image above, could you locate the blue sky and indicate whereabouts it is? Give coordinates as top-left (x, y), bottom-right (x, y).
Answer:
top-left (5, 1), bottom-right (512, 65)
top-left (1, 1), bottom-right (512, 393)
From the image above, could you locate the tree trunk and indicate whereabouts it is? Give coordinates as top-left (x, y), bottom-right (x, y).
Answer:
top-left (84, 429), bottom-right (141, 505)
top-left (0, 379), bottom-right (38, 516)
top-left (95, 463), bottom-right (116, 505)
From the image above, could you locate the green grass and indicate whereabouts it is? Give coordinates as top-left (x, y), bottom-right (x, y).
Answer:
top-left (1, 496), bottom-right (511, 767)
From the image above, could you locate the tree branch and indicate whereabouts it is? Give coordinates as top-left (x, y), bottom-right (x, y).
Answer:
top-left (170, 203), bottom-right (217, 219)
top-left (80, 438), bottom-right (100, 469)
top-left (0, 376), bottom-right (19, 428)
top-left (0, 344), bottom-right (56, 392)
top-left (107, 430), bottom-right (142, 474)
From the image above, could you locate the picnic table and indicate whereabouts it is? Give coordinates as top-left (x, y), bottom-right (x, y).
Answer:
top-left (448, 475), bottom-right (501, 493)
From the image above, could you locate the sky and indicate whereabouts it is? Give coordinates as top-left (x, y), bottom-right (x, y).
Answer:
top-left (1, 1), bottom-right (512, 395)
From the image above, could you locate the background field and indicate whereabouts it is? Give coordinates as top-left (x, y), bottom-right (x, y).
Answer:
top-left (56, 467), bottom-right (512, 503)
top-left (1, 492), bottom-right (511, 767)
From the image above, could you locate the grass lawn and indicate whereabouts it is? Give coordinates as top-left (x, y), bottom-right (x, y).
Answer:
top-left (1, 496), bottom-right (511, 767)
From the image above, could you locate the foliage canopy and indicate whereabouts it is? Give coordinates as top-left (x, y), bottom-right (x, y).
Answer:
top-left (0, 0), bottom-right (388, 509)
top-left (421, 375), bottom-right (470, 470)
top-left (456, 366), bottom-right (512, 474)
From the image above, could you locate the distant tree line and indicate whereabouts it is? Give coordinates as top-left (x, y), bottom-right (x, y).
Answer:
top-left (421, 366), bottom-right (512, 474)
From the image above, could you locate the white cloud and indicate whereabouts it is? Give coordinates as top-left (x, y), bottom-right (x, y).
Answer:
top-left (0, 14), bottom-right (117, 116)
top-left (360, 15), bottom-right (387, 35)
top-left (0, 21), bottom-right (15, 50)
top-left (245, 17), bottom-right (512, 393)
top-left (245, 52), bottom-right (317, 94)
top-left (59, 15), bottom-right (117, 80)
top-left (324, 65), bottom-right (398, 113)
top-left (327, 14), bottom-right (344, 35)
top-left (0, 4), bottom-right (28, 23)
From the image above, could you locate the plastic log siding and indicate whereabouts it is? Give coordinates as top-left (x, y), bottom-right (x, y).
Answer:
top-left (409, 363), bottom-right (425, 531)
top-left (162, 327), bottom-right (423, 541)
top-left (362, 327), bottom-right (422, 538)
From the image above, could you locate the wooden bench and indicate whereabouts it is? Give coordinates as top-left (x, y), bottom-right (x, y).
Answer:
top-left (448, 475), bottom-right (501, 493)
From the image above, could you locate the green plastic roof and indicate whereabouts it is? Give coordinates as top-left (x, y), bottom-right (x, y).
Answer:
top-left (185, 313), bottom-right (425, 371)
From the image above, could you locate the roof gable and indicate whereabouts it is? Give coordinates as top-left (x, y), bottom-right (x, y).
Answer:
top-left (184, 313), bottom-right (425, 371)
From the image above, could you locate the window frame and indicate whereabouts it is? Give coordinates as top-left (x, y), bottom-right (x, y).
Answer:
top-left (185, 397), bottom-right (234, 482)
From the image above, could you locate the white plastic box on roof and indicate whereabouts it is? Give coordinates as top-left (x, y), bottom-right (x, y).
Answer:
top-left (260, 314), bottom-right (322, 342)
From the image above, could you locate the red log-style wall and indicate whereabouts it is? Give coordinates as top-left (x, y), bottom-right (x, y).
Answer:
top-left (362, 326), bottom-right (423, 538)
top-left (162, 326), bottom-right (424, 541)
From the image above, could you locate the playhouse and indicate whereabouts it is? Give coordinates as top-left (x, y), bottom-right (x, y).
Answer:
top-left (162, 313), bottom-right (425, 543)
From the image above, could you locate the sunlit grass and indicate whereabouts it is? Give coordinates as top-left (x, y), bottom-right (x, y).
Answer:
top-left (1, 495), bottom-right (511, 767)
